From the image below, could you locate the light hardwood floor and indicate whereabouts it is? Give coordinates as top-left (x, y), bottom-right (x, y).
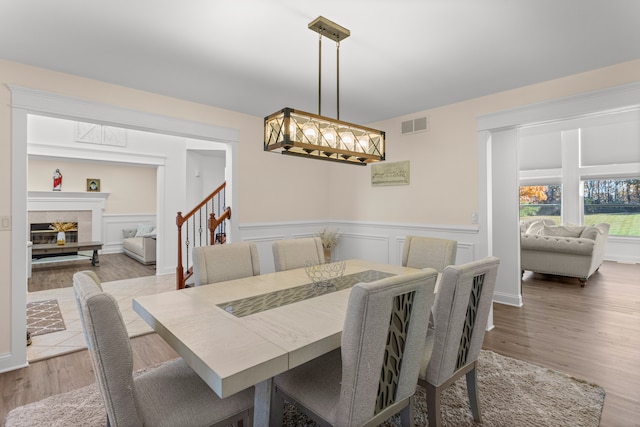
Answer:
top-left (2, 260), bottom-right (638, 425)
top-left (28, 252), bottom-right (156, 292)
top-left (484, 260), bottom-right (640, 427)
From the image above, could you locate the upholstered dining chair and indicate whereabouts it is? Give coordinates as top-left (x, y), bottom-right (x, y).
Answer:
top-left (269, 269), bottom-right (438, 427)
top-left (192, 241), bottom-right (260, 286)
top-left (272, 236), bottom-right (324, 272)
top-left (418, 256), bottom-right (500, 427)
top-left (402, 236), bottom-right (458, 273)
top-left (72, 271), bottom-right (254, 427)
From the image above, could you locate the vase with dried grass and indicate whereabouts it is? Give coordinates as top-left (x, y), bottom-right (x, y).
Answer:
top-left (316, 228), bottom-right (341, 263)
top-left (50, 221), bottom-right (75, 246)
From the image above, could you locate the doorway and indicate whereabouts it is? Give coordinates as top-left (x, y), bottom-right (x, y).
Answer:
top-left (6, 86), bottom-right (238, 372)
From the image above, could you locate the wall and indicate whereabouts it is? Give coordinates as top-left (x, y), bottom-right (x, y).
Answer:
top-left (28, 158), bottom-right (157, 214)
top-left (185, 150), bottom-right (226, 209)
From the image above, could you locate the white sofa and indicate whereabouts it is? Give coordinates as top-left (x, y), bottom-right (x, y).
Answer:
top-left (520, 220), bottom-right (609, 287)
top-left (122, 227), bottom-right (156, 265)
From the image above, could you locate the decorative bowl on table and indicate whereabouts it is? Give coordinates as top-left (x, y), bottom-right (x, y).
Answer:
top-left (305, 260), bottom-right (346, 287)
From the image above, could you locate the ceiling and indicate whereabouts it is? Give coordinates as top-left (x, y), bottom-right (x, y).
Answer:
top-left (2, 1), bottom-right (640, 124)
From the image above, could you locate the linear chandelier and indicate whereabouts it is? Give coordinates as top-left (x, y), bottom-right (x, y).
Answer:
top-left (264, 16), bottom-right (385, 166)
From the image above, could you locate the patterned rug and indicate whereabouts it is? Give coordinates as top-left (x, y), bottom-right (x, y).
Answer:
top-left (26, 299), bottom-right (66, 337)
top-left (4, 351), bottom-right (605, 426)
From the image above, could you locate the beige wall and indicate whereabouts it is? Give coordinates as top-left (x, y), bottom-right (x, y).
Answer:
top-left (2, 57), bottom-right (640, 360)
top-left (328, 59), bottom-right (640, 224)
top-left (28, 159), bottom-right (157, 214)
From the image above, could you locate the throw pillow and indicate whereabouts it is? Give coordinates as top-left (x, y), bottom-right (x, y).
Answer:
top-left (541, 225), bottom-right (583, 238)
top-left (525, 220), bottom-right (546, 235)
top-left (122, 228), bottom-right (137, 239)
top-left (135, 223), bottom-right (155, 237)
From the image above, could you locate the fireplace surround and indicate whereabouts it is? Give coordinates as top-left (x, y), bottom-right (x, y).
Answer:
top-left (27, 191), bottom-right (109, 244)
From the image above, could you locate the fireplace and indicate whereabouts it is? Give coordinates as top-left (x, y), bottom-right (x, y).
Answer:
top-left (30, 222), bottom-right (78, 245)
top-left (28, 210), bottom-right (92, 243)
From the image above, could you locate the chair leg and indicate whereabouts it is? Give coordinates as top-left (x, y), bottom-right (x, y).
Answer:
top-left (465, 364), bottom-right (482, 422)
top-left (399, 396), bottom-right (415, 427)
top-left (425, 382), bottom-right (442, 427)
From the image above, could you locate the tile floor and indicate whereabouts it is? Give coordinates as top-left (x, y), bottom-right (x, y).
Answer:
top-left (26, 274), bottom-right (176, 362)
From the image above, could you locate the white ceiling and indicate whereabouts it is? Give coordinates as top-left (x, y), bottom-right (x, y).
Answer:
top-left (2, 1), bottom-right (640, 124)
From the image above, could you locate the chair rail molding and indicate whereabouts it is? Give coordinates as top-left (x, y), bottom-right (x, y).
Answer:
top-left (239, 220), bottom-right (480, 275)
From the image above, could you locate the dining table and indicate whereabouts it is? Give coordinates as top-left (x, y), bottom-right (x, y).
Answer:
top-left (132, 258), bottom-right (426, 426)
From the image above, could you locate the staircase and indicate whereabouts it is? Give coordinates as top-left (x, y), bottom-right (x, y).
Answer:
top-left (176, 182), bottom-right (231, 289)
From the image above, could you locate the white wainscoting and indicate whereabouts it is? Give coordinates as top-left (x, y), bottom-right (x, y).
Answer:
top-left (102, 214), bottom-right (157, 254)
top-left (606, 236), bottom-right (640, 264)
top-left (238, 220), bottom-right (480, 275)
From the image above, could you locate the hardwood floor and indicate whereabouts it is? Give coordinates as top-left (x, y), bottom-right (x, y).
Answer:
top-left (484, 260), bottom-right (640, 427)
top-left (2, 260), bottom-right (638, 425)
top-left (0, 334), bottom-right (178, 423)
top-left (28, 253), bottom-right (156, 292)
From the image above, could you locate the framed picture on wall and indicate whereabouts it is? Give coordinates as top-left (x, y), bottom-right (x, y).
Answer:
top-left (86, 178), bottom-right (101, 192)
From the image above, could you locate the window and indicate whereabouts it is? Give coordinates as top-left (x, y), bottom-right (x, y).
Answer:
top-left (583, 178), bottom-right (640, 236)
top-left (519, 185), bottom-right (562, 223)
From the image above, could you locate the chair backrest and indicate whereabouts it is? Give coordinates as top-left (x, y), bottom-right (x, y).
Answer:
top-left (336, 269), bottom-right (438, 426)
top-left (73, 271), bottom-right (142, 426)
top-left (272, 237), bottom-right (325, 272)
top-left (402, 236), bottom-right (457, 272)
top-left (192, 241), bottom-right (260, 286)
top-left (425, 256), bottom-right (500, 386)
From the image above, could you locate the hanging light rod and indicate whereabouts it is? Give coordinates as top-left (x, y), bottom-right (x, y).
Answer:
top-left (263, 16), bottom-right (386, 166)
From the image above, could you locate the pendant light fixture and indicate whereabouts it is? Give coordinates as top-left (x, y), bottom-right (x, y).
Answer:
top-left (264, 16), bottom-right (385, 166)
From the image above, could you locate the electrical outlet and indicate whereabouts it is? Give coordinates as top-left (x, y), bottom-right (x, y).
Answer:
top-left (0, 216), bottom-right (11, 230)
top-left (471, 212), bottom-right (478, 224)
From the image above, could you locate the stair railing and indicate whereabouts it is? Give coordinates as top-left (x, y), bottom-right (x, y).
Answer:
top-left (176, 182), bottom-right (231, 289)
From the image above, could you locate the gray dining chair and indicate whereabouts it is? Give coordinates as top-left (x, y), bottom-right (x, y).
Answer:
top-left (418, 256), bottom-right (500, 427)
top-left (192, 241), bottom-right (260, 286)
top-left (72, 271), bottom-right (254, 427)
top-left (272, 236), bottom-right (325, 272)
top-left (270, 269), bottom-right (438, 427)
top-left (402, 236), bottom-right (457, 272)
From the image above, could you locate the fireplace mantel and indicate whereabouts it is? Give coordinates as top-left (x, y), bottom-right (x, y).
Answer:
top-left (28, 191), bottom-right (110, 202)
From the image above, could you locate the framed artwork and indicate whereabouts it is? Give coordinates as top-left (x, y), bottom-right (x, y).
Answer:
top-left (86, 178), bottom-right (101, 192)
top-left (371, 160), bottom-right (410, 186)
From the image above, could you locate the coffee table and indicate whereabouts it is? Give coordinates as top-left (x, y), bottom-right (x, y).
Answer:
top-left (31, 241), bottom-right (103, 266)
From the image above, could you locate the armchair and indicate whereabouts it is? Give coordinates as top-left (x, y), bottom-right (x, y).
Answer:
top-left (520, 221), bottom-right (609, 286)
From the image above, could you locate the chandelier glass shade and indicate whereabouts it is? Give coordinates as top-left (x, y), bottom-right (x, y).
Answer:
top-left (264, 16), bottom-right (386, 166)
top-left (264, 107), bottom-right (385, 165)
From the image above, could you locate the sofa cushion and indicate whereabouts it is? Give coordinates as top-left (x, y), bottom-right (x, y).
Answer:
top-left (135, 223), bottom-right (155, 237)
top-left (541, 225), bottom-right (584, 238)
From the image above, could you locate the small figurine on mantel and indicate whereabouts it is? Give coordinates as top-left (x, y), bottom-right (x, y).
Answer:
top-left (53, 169), bottom-right (63, 191)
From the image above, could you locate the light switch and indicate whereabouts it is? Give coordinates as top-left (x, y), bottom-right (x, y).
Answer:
top-left (0, 216), bottom-right (10, 230)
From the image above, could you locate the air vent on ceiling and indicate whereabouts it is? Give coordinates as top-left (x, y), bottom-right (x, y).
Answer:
top-left (401, 116), bottom-right (429, 135)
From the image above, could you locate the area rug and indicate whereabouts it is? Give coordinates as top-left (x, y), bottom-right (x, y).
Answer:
top-left (4, 350), bottom-right (605, 427)
top-left (26, 299), bottom-right (66, 337)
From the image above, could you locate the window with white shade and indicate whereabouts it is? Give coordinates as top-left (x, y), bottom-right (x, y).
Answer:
top-left (519, 109), bottom-right (640, 237)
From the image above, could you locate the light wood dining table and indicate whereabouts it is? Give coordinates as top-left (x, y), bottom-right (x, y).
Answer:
top-left (132, 258), bottom-right (424, 426)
